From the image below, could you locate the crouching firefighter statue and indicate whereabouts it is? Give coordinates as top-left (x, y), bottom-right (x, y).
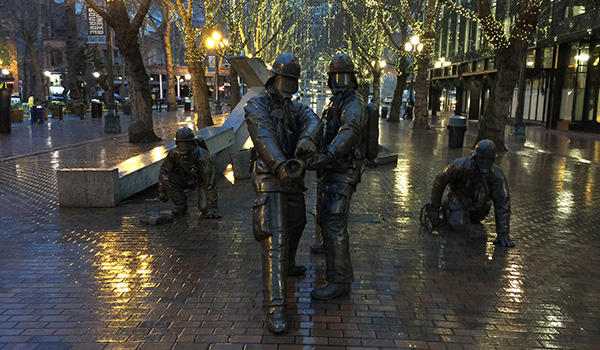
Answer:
top-left (244, 53), bottom-right (322, 333)
top-left (308, 53), bottom-right (370, 300)
top-left (424, 139), bottom-right (514, 247)
top-left (157, 127), bottom-right (221, 218)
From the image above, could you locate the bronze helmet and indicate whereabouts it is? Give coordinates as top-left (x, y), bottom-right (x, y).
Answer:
top-left (270, 53), bottom-right (301, 78)
top-left (328, 53), bottom-right (358, 74)
top-left (473, 140), bottom-right (499, 158)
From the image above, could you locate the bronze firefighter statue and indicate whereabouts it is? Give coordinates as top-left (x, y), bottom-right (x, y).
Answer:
top-left (244, 53), bottom-right (322, 333)
top-left (426, 139), bottom-right (514, 247)
top-left (309, 53), bottom-right (368, 300)
top-left (158, 127), bottom-right (221, 218)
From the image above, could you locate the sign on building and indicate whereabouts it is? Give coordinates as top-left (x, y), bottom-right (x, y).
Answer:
top-left (87, 7), bottom-right (106, 44)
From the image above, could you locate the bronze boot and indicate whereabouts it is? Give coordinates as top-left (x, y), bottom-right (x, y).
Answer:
top-left (265, 306), bottom-right (287, 334)
top-left (311, 282), bottom-right (351, 300)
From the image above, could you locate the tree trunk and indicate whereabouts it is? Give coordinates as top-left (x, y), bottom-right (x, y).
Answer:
top-left (413, 55), bottom-right (431, 130)
top-left (357, 82), bottom-right (369, 101)
top-left (188, 60), bottom-right (213, 128)
top-left (388, 74), bottom-right (406, 122)
top-left (63, 0), bottom-right (81, 100)
top-left (113, 27), bottom-right (161, 142)
top-left (477, 45), bottom-right (523, 150)
top-left (372, 69), bottom-right (381, 109)
top-left (20, 21), bottom-right (45, 101)
top-left (230, 65), bottom-right (241, 110)
top-left (163, 18), bottom-right (177, 112)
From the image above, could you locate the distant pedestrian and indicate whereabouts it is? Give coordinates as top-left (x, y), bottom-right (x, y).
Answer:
top-left (402, 96), bottom-right (414, 120)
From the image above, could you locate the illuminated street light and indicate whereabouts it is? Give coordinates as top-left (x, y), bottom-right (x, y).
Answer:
top-left (185, 74), bottom-right (191, 80)
top-left (405, 35), bottom-right (421, 104)
top-left (379, 60), bottom-right (386, 68)
top-left (1, 68), bottom-right (8, 75)
top-left (93, 72), bottom-right (101, 78)
top-left (410, 35), bottom-right (420, 46)
top-left (205, 31), bottom-right (228, 115)
top-left (44, 71), bottom-right (51, 77)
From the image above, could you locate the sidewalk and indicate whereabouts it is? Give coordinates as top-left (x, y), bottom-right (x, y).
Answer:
top-left (0, 111), bottom-right (599, 349)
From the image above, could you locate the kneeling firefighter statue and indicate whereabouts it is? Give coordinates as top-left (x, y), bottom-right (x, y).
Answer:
top-left (424, 139), bottom-right (514, 247)
top-left (244, 53), bottom-right (322, 333)
top-left (158, 127), bottom-right (221, 218)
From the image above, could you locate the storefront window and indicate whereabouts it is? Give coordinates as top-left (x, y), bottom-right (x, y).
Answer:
top-left (526, 50), bottom-right (535, 68)
top-left (542, 47), bottom-right (554, 68)
top-left (560, 43), bottom-right (589, 121)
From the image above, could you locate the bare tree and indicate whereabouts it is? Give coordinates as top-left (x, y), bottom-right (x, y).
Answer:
top-left (62, 0), bottom-right (83, 100)
top-left (441, 0), bottom-right (542, 150)
top-left (143, 1), bottom-right (178, 112)
top-left (2, 0), bottom-right (48, 101)
top-left (85, 0), bottom-right (161, 143)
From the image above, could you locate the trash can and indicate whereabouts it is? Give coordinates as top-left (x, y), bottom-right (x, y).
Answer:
top-left (447, 116), bottom-right (467, 148)
top-left (381, 106), bottom-right (389, 119)
top-left (184, 98), bottom-right (191, 111)
top-left (91, 100), bottom-right (102, 118)
top-left (36, 106), bottom-right (45, 124)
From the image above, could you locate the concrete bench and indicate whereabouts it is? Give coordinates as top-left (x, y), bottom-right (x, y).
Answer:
top-left (57, 126), bottom-right (234, 207)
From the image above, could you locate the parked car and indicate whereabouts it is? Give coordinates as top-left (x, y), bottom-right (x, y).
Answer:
top-left (50, 93), bottom-right (70, 101)
top-left (96, 92), bottom-right (123, 103)
top-left (10, 93), bottom-right (21, 104)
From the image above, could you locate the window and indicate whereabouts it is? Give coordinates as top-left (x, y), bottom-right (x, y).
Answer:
top-left (560, 43), bottom-right (589, 122)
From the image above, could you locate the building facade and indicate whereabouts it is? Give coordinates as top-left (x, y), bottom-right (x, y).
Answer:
top-left (429, 0), bottom-right (600, 132)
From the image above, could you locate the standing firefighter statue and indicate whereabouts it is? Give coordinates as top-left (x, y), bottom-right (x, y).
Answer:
top-left (424, 139), bottom-right (514, 247)
top-left (244, 53), bottom-right (322, 333)
top-left (157, 127), bottom-right (221, 218)
top-left (308, 53), bottom-right (370, 300)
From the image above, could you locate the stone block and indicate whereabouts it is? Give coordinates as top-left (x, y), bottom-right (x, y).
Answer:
top-left (57, 168), bottom-right (119, 207)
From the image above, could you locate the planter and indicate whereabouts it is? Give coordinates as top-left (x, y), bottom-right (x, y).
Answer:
top-left (70, 105), bottom-right (86, 117)
top-left (557, 119), bottom-right (569, 131)
top-left (10, 110), bottom-right (24, 123)
top-left (51, 108), bottom-right (62, 117)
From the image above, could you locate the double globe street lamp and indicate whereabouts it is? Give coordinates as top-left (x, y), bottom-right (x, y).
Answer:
top-left (206, 31), bottom-right (228, 115)
top-left (404, 35), bottom-right (423, 101)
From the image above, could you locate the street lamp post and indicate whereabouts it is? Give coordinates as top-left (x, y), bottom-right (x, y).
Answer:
top-left (404, 35), bottom-right (423, 120)
top-left (404, 35), bottom-right (423, 101)
top-left (206, 32), bottom-right (228, 115)
top-left (44, 71), bottom-right (51, 100)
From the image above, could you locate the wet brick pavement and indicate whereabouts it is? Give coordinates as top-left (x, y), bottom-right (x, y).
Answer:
top-left (1, 110), bottom-right (600, 349)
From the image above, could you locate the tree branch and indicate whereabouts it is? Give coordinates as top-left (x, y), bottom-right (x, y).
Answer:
top-left (132, 0), bottom-right (152, 31)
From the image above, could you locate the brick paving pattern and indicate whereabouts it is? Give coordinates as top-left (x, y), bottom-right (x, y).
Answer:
top-left (1, 110), bottom-right (599, 349)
